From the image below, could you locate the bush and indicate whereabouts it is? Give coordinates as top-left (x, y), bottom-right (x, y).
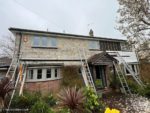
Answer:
top-left (84, 87), bottom-right (105, 113)
top-left (61, 66), bottom-right (83, 88)
top-left (43, 94), bottom-right (57, 107)
top-left (29, 100), bottom-right (54, 113)
top-left (138, 83), bottom-right (150, 98)
top-left (11, 92), bottom-right (41, 109)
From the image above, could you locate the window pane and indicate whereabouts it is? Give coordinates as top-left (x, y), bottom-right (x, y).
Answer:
top-left (33, 36), bottom-right (40, 46)
top-left (50, 38), bottom-right (57, 47)
top-left (42, 37), bottom-right (48, 47)
top-left (28, 70), bottom-right (33, 79)
top-left (54, 68), bottom-right (57, 77)
top-left (37, 69), bottom-right (42, 79)
top-left (89, 41), bottom-right (99, 49)
top-left (47, 69), bottom-right (51, 78)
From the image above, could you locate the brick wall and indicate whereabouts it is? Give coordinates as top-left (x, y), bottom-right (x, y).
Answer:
top-left (24, 79), bottom-right (61, 94)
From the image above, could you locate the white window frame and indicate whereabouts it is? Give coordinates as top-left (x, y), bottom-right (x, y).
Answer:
top-left (88, 40), bottom-right (100, 50)
top-left (26, 67), bottom-right (61, 82)
top-left (32, 36), bottom-right (58, 48)
top-left (124, 64), bottom-right (138, 76)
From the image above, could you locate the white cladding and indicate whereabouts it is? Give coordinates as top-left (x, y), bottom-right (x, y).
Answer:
top-left (108, 51), bottom-right (138, 64)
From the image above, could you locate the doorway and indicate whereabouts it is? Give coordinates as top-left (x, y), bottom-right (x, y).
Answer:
top-left (95, 65), bottom-right (107, 89)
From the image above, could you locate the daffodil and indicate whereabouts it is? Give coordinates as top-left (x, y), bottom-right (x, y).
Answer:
top-left (104, 107), bottom-right (120, 113)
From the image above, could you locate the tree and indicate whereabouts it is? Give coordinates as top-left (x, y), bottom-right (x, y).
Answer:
top-left (117, 0), bottom-right (150, 60)
top-left (0, 34), bottom-right (15, 58)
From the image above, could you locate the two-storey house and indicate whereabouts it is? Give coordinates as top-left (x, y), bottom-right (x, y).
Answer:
top-left (9, 27), bottom-right (139, 93)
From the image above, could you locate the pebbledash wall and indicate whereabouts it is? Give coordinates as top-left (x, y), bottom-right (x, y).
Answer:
top-left (14, 33), bottom-right (125, 93)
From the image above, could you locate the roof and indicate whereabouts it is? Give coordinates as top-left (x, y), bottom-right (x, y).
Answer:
top-left (0, 57), bottom-right (11, 68)
top-left (88, 52), bottom-right (117, 65)
top-left (9, 27), bottom-right (126, 42)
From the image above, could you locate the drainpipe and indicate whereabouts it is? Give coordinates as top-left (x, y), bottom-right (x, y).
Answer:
top-left (17, 33), bottom-right (22, 58)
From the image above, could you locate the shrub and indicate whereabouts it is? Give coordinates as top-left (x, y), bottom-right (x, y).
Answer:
top-left (43, 93), bottom-right (57, 107)
top-left (138, 83), bottom-right (150, 98)
top-left (58, 86), bottom-right (85, 113)
top-left (84, 87), bottom-right (105, 113)
top-left (11, 92), bottom-right (41, 109)
top-left (61, 66), bottom-right (83, 88)
top-left (29, 100), bottom-right (54, 113)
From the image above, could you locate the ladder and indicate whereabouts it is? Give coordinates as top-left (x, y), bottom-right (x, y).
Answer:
top-left (78, 48), bottom-right (96, 93)
top-left (116, 52), bottom-right (145, 88)
top-left (113, 61), bottom-right (131, 95)
top-left (6, 53), bottom-right (27, 111)
top-left (7, 64), bottom-right (26, 111)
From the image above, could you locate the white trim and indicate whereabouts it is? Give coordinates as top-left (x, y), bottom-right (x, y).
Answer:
top-left (26, 67), bottom-right (61, 82)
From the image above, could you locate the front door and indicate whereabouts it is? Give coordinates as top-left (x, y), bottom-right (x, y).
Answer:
top-left (95, 65), bottom-right (107, 89)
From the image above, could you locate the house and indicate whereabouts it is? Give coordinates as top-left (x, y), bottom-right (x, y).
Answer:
top-left (8, 27), bottom-right (140, 93)
top-left (0, 57), bottom-right (11, 78)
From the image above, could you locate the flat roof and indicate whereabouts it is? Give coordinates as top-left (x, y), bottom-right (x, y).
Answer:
top-left (9, 27), bottom-right (126, 42)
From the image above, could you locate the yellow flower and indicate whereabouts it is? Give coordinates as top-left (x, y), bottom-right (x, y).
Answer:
top-left (104, 108), bottom-right (111, 113)
top-left (104, 107), bottom-right (120, 113)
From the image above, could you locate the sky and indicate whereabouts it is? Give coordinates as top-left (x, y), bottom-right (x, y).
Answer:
top-left (0, 0), bottom-right (125, 40)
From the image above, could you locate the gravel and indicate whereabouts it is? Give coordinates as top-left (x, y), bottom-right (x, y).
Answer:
top-left (103, 94), bottom-right (150, 113)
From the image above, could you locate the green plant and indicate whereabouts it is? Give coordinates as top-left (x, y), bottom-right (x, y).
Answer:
top-left (58, 86), bottom-right (85, 113)
top-left (84, 87), bottom-right (105, 113)
top-left (57, 108), bottom-right (70, 113)
top-left (137, 83), bottom-right (150, 98)
top-left (43, 94), bottom-right (57, 107)
top-left (95, 79), bottom-right (103, 88)
top-left (61, 66), bottom-right (83, 88)
top-left (11, 92), bottom-right (41, 109)
top-left (29, 100), bottom-right (54, 113)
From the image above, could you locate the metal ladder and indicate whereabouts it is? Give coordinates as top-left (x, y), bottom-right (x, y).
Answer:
top-left (7, 64), bottom-right (26, 111)
top-left (113, 61), bottom-right (131, 95)
top-left (78, 48), bottom-right (96, 93)
top-left (116, 52), bottom-right (145, 88)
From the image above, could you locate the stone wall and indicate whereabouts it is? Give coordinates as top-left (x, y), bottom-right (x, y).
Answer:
top-left (16, 34), bottom-right (101, 66)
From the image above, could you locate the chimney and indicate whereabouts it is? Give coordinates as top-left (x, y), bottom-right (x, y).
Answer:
top-left (89, 29), bottom-right (94, 37)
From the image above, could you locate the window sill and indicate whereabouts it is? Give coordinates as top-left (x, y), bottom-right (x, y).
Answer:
top-left (26, 77), bottom-right (62, 83)
top-left (89, 49), bottom-right (100, 51)
top-left (32, 46), bottom-right (58, 49)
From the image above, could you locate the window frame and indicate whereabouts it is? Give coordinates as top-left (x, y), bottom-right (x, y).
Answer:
top-left (32, 36), bottom-right (58, 48)
top-left (88, 40), bottom-right (100, 50)
top-left (26, 67), bottom-right (61, 82)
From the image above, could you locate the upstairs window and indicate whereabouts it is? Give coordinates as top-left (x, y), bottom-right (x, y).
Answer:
top-left (89, 41), bottom-right (99, 50)
top-left (42, 37), bottom-right (48, 47)
top-left (50, 38), bottom-right (57, 47)
top-left (32, 36), bottom-right (57, 48)
top-left (33, 37), bottom-right (40, 47)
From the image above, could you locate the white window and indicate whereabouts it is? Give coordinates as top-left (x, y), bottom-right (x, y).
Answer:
top-left (42, 37), bottom-right (48, 47)
top-left (27, 67), bottom-right (61, 82)
top-left (125, 64), bottom-right (138, 75)
top-left (28, 69), bottom-right (33, 79)
top-left (32, 36), bottom-right (57, 48)
top-left (37, 69), bottom-right (42, 79)
top-left (50, 38), bottom-right (57, 47)
top-left (46, 69), bottom-right (51, 78)
top-left (33, 36), bottom-right (40, 46)
top-left (89, 41), bottom-right (99, 50)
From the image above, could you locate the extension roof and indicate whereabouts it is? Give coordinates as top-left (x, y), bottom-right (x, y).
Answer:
top-left (88, 52), bottom-right (118, 65)
top-left (9, 27), bottom-right (126, 42)
top-left (0, 57), bottom-right (11, 68)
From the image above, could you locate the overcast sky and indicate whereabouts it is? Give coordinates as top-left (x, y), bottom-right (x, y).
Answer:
top-left (0, 0), bottom-right (124, 40)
